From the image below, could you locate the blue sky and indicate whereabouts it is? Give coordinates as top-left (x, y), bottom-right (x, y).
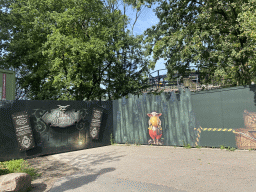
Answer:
top-left (115, 1), bottom-right (198, 77)
top-left (98, 1), bottom-right (199, 96)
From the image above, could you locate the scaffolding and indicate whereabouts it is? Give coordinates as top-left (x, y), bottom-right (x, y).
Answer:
top-left (183, 73), bottom-right (200, 90)
top-left (144, 69), bottom-right (212, 93)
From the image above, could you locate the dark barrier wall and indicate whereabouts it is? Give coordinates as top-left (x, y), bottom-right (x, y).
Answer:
top-left (113, 85), bottom-right (256, 150)
top-left (0, 100), bottom-right (113, 162)
top-left (2, 85), bottom-right (256, 162)
top-left (190, 85), bottom-right (256, 149)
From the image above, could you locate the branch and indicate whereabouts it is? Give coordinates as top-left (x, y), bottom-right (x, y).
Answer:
top-left (131, 11), bottom-right (138, 34)
top-left (195, 1), bottom-right (204, 6)
top-left (219, 30), bottom-right (230, 34)
top-left (213, 9), bottom-right (228, 21)
top-left (230, 5), bottom-right (238, 19)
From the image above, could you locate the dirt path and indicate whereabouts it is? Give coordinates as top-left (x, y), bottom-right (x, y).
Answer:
top-left (24, 155), bottom-right (82, 192)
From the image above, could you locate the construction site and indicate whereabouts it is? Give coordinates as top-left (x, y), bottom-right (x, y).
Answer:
top-left (142, 69), bottom-right (226, 94)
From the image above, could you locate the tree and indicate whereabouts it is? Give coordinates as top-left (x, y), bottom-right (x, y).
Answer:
top-left (0, 0), bottom-right (153, 101)
top-left (129, 0), bottom-right (256, 87)
top-left (99, 0), bottom-right (158, 100)
top-left (1, 0), bottom-right (71, 100)
top-left (236, 0), bottom-right (256, 83)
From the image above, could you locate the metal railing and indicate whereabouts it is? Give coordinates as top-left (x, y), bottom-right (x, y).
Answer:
top-left (143, 68), bottom-right (200, 91)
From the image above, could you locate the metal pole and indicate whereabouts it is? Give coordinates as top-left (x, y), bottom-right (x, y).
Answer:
top-left (151, 75), bottom-right (153, 89)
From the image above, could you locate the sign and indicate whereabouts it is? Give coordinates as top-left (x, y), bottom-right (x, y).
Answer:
top-left (41, 105), bottom-right (82, 128)
top-left (2, 73), bottom-right (6, 100)
top-left (11, 111), bottom-right (35, 151)
top-left (90, 107), bottom-right (104, 139)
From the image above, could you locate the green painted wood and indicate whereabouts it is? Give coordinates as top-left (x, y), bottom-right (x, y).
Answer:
top-left (112, 85), bottom-right (256, 149)
top-left (0, 69), bottom-right (16, 100)
top-left (174, 92), bottom-right (182, 146)
top-left (182, 90), bottom-right (190, 145)
top-left (113, 100), bottom-right (117, 143)
top-left (112, 90), bottom-right (196, 147)
top-left (167, 94), bottom-right (175, 146)
top-left (199, 131), bottom-right (236, 148)
top-left (189, 85), bottom-right (256, 148)
top-left (137, 95), bottom-right (146, 144)
top-left (160, 93), bottom-right (168, 145)
top-left (127, 93), bottom-right (134, 143)
top-left (179, 88), bottom-right (186, 145)
top-left (190, 90), bottom-right (223, 129)
top-left (169, 92), bottom-right (178, 145)
top-left (190, 86), bottom-right (252, 130)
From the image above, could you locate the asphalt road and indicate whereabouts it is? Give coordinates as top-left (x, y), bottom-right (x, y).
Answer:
top-left (47, 144), bottom-right (256, 192)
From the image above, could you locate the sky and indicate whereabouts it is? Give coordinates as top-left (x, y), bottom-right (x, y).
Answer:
top-left (97, 0), bottom-right (199, 97)
top-left (113, 1), bottom-right (199, 76)
top-left (0, 1), bottom-right (203, 100)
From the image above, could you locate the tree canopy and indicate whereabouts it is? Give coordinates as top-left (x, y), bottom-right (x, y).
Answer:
top-left (1, 0), bottom-right (256, 102)
top-left (0, 0), bottom-right (154, 101)
top-left (138, 0), bottom-right (256, 86)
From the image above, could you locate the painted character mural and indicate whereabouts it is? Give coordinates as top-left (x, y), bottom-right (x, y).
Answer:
top-left (147, 112), bottom-right (163, 145)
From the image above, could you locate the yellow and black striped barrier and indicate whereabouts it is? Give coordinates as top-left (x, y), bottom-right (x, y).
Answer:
top-left (194, 127), bottom-right (239, 146)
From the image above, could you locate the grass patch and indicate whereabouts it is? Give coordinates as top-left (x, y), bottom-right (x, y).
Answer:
top-left (183, 140), bottom-right (192, 149)
top-left (219, 145), bottom-right (236, 151)
top-left (0, 158), bottom-right (42, 181)
top-left (110, 133), bottom-right (117, 145)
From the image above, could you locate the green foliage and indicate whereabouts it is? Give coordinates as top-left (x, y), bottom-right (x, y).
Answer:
top-left (220, 145), bottom-right (237, 151)
top-left (0, 0), bottom-right (153, 101)
top-left (2, 0), bottom-right (255, 101)
top-left (0, 159), bottom-right (42, 180)
top-left (110, 133), bottom-right (117, 145)
top-left (140, 0), bottom-right (256, 86)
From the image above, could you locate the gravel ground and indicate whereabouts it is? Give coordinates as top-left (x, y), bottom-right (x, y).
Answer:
top-left (24, 156), bottom-right (82, 192)
top-left (23, 144), bottom-right (256, 192)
